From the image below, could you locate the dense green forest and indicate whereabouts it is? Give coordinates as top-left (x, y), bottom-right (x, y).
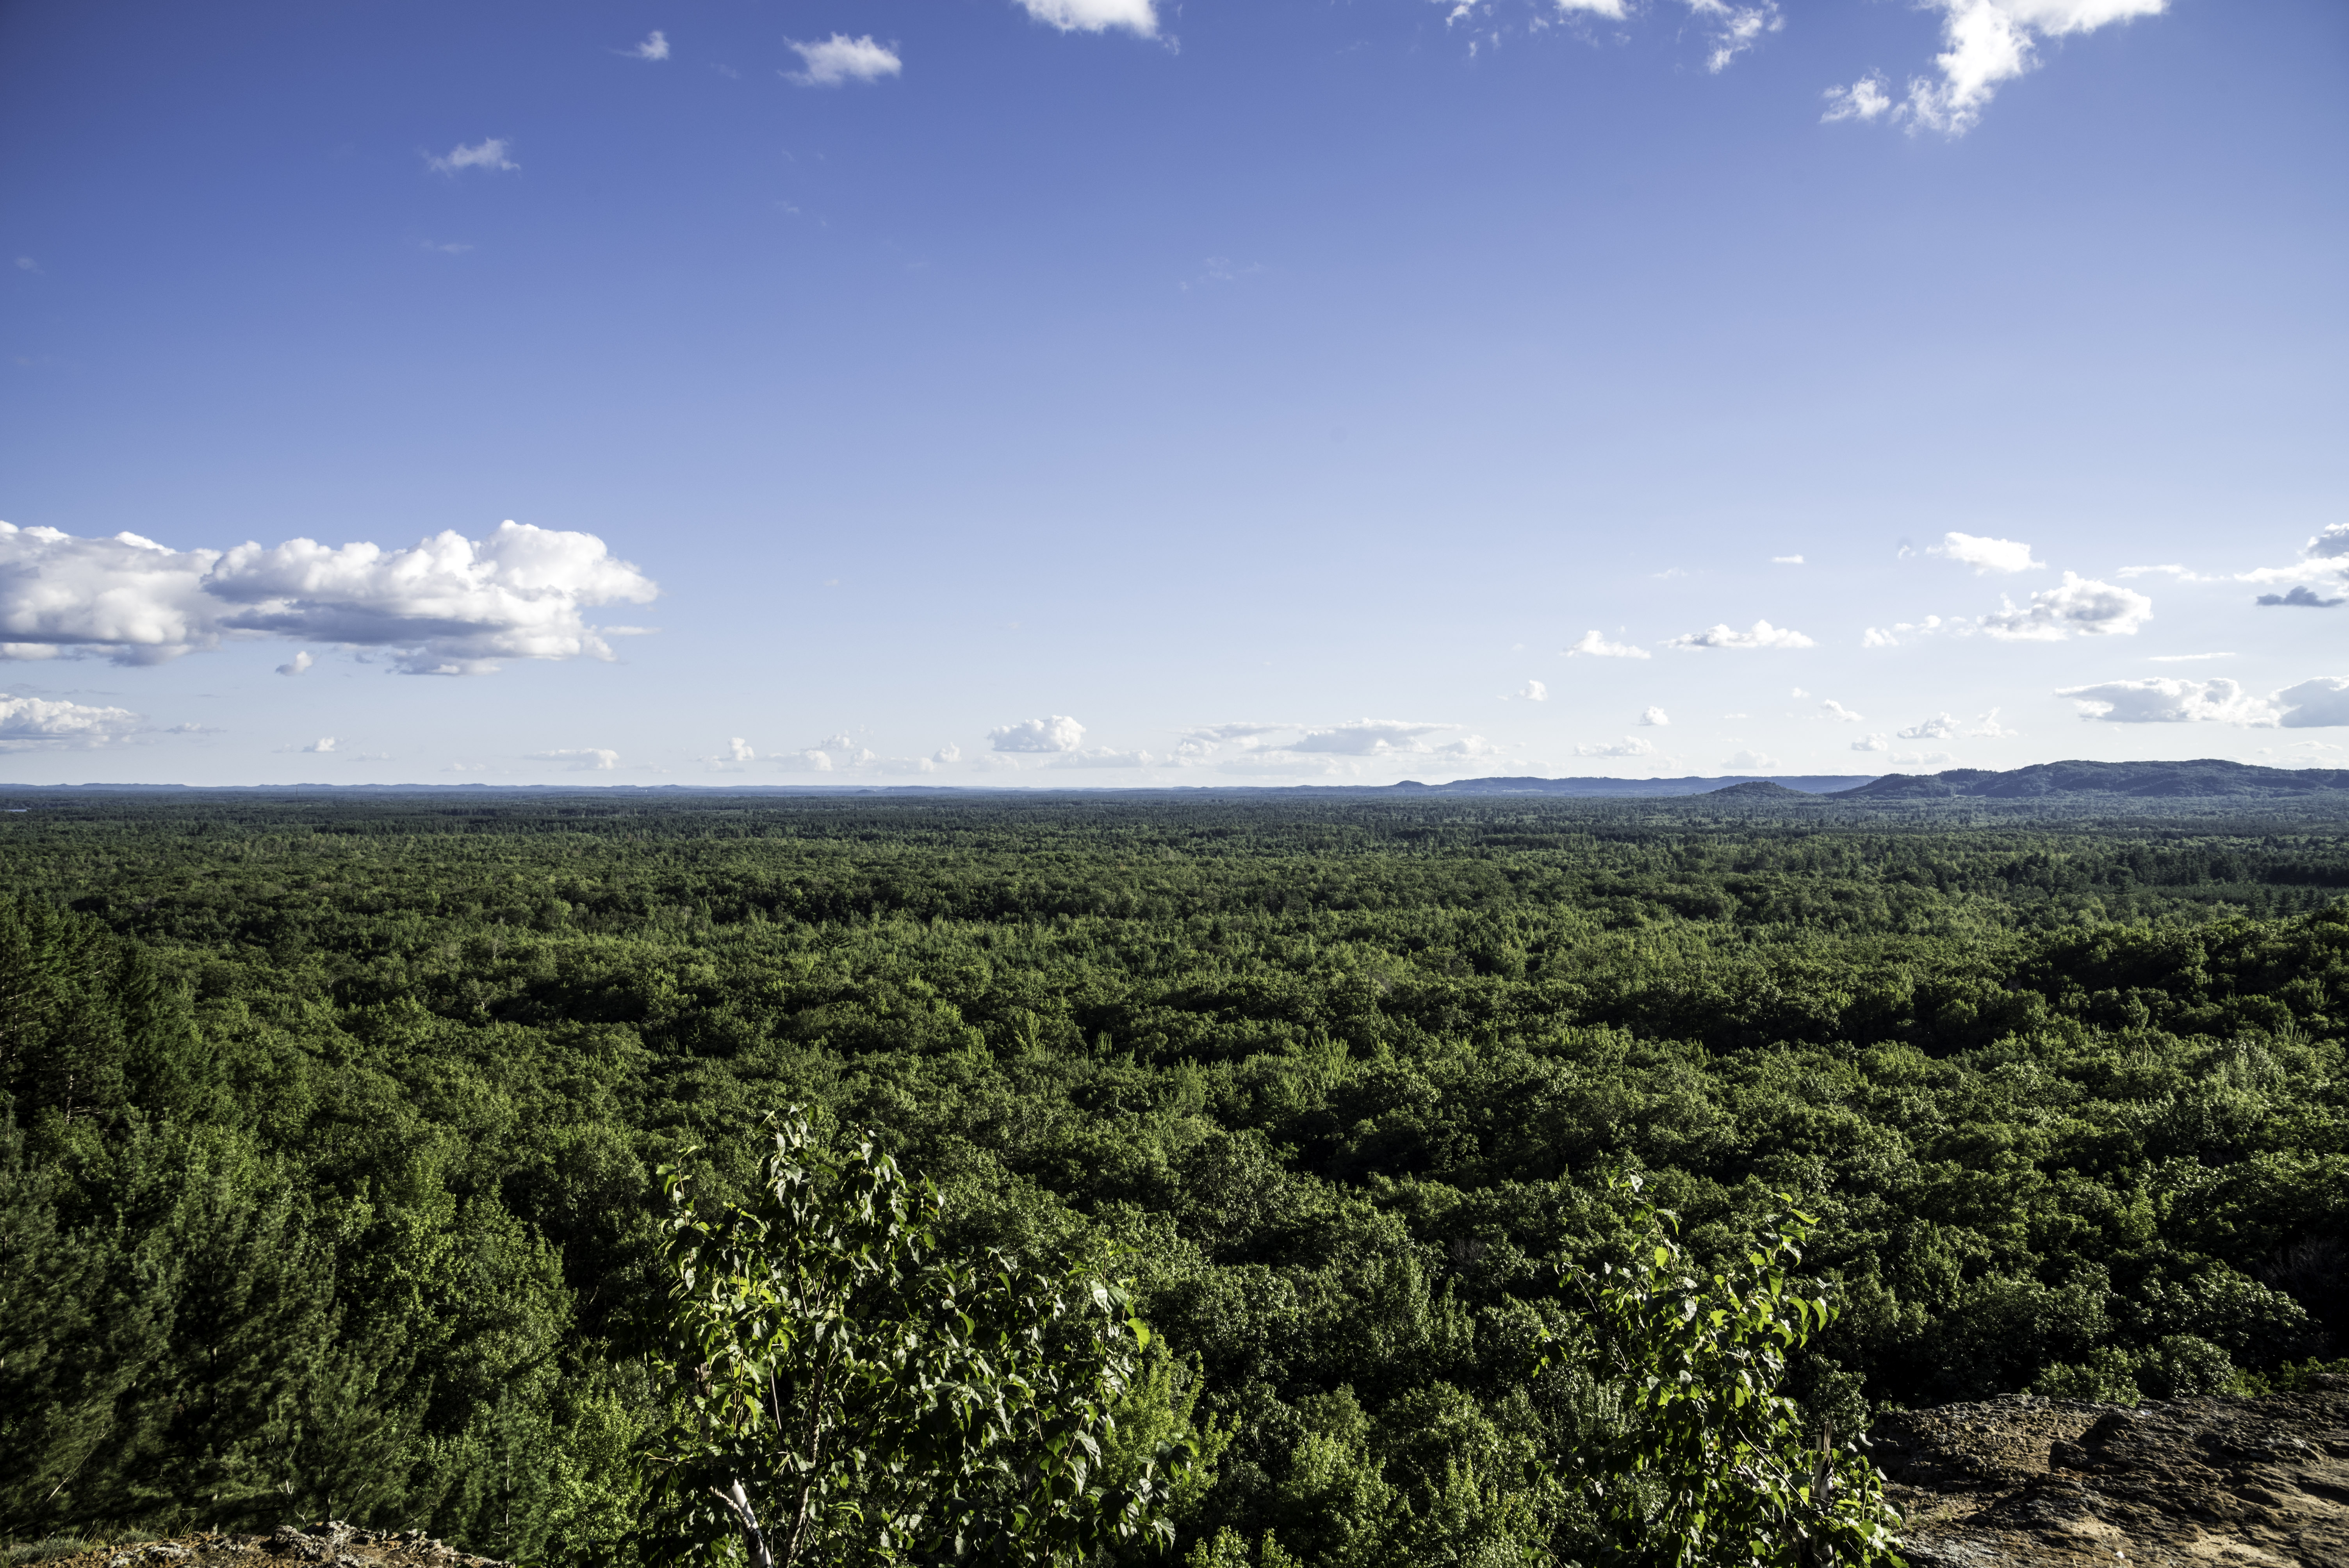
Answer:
top-left (4, 790), bottom-right (2347, 1564)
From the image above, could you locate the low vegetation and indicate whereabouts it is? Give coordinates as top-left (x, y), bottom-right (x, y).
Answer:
top-left (1, 791), bottom-right (2344, 1563)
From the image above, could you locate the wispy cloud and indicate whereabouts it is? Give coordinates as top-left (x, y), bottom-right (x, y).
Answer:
top-left (621, 30), bottom-right (670, 61)
top-left (1685, 0), bottom-right (1782, 73)
top-left (1665, 619), bottom-right (1815, 650)
top-left (1930, 531), bottom-right (2042, 574)
top-left (785, 34), bottom-right (902, 86)
top-left (1821, 74), bottom-right (1893, 123)
top-left (426, 137), bottom-right (519, 175)
top-left (1565, 630), bottom-right (1651, 660)
top-left (530, 747), bottom-right (620, 770)
top-left (1772, 554), bottom-right (1805, 565)
top-left (1576, 736), bottom-right (1657, 758)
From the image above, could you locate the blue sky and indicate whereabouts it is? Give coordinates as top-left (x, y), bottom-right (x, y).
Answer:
top-left (2, 0), bottom-right (2343, 785)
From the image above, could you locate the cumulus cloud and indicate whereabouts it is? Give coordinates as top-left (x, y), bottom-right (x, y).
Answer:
top-left (2277, 677), bottom-right (2349, 729)
top-left (1014, 0), bottom-right (1157, 36)
top-left (934, 743), bottom-right (961, 764)
top-left (0, 520), bottom-right (655, 674)
top-left (1686, 0), bottom-right (1782, 72)
top-left (1820, 699), bottom-right (1864, 723)
top-left (2258, 586), bottom-right (2346, 609)
top-left (531, 747), bottom-right (620, 770)
top-left (990, 715), bottom-right (1085, 752)
top-left (785, 749), bottom-right (834, 772)
top-left (1930, 531), bottom-right (2043, 574)
top-left (426, 138), bottom-right (519, 175)
top-left (1852, 734), bottom-right (1888, 752)
top-left (1515, 680), bottom-right (1548, 702)
top-left (1640, 706), bottom-right (1670, 727)
top-left (295, 738), bottom-right (336, 754)
top-left (1897, 713), bottom-right (1959, 740)
top-left (1822, 74), bottom-right (1894, 122)
top-left (1725, 750), bottom-right (1777, 771)
top-left (1968, 708), bottom-right (2019, 738)
top-left (786, 34), bottom-right (902, 86)
top-left (725, 737), bottom-right (755, 763)
top-left (275, 650), bottom-right (313, 677)
top-left (1981, 573), bottom-right (2151, 641)
top-left (1888, 0), bottom-right (2168, 137)
top-left (1564, 630), bottom-right (1650, 660)
top-left (1576, 737), bottom-right (1657, 758)
top-left (623, 30), bottom-right (669, 60)
top-left (0, 694), bottom-right (142, 750)
top-left (1665, 619), bottom-right (1815, 651)
top-left (2057, 677), bottom-right (2278, 725)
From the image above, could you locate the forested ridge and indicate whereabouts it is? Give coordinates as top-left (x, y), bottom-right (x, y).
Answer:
top-left (4, 793), bottom-right (2348, 1564)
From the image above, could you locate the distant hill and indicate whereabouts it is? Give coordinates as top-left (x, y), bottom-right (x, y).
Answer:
top-left (1386, 774), bottom-right (1880, 797)
top-left (1841, 759), bottom-right (2349, 800)
top-left (1705, 780), bottom-right (1813, 799)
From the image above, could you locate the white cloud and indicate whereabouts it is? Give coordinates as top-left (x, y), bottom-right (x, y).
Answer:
top-left (1290, 718), bottom-right (1460, 755)
top-left (1684, 0), bottom-right (1782, 73)
top-left (14, 257), bottom-right (38, 273)
top-left (1860, 614), bottom-right (1949, 649)
top-left (1665, 619), bottom-right (1815, 650)
top-left (1052, 748), bottom-right (1155, 768)
top-left (276, 650), bottom-right (313, 677)
top-left (1771, 554), bottom-right (1805, 565)
top-left (300, 737), bottom-right (335, 754)
top-left (1433, 734), bottom-right (1502, 758)
top-left (1852, 734), bottom-right (1888, 752)
top-left (819, 732), bottom-right (854, 750)
top-left (2148, 652), bottom-right (2234, 663)
top-left (1897, 713), bottom-right (1959, 740)
top-left (624, 30), bottom-right (669, 60)
top-left (1725, 749), bottom-right (1777, 771)
top-left (1893, 750), bottom-right (1954, 766)
top-left (990, 714), bottom-right (1085, 752)
top-left (1564, 630), bottom-right (1650, 660)
top-left (1899, 0), bottom-right (2167, 137)
top-left (1790, 687), bottom-right (1809, 698)
top-left (2306, 523), bottom-right (2349, 561)
top-left (2057, 677), bottom-right (2278, 725)
top-left (1015, 0), bottom-right (1158, 36)
top-left (2277, 677), bottom-right (2349, 730)
top-left (726, 737), bottom-right (755, 763)
top-left (1930, 531), bottom-right (2042, 574)
top-left (1821, 74), bottom-right (1894, 122)
top-left (1980, 573), bottom-right (2151, 641)
top-left (0, 520), bottom-right (655, 674)
top-left (1640, 706), bottom-right (1670, 727)
top-left (785, 748), bottom-right (834, 772)
top-left (785, 34), bottom-right (902, 86)
top-left (1967, 707), bottom-right (2018, 737)
top-left (426, 138), bottom-right (519, 175)
top-left (0, 694), bottom-right (141, 750)
top-left (934, 743), bottom-right (961, 764)
top-left (531, 747), bottom-right (620, 770)
top-left (1576, 737), bottom-right (1657, 758)
top-left (1515, 679), bottom-right (1548, 702)
top-left (1820, 699), bottom-right (1864, 723)
top-left (1181, 721), bottom-right (1301, 745)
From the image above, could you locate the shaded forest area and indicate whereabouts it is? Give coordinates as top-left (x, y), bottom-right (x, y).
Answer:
top-left (4, 790), bottom-right (2348, 1564)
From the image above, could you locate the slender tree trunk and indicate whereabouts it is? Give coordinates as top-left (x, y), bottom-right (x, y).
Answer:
top-left (711, 1479), bottom-right (774, 1568)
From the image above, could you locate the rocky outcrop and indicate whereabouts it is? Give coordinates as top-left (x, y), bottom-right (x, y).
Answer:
top-left (46, 1522), bottom-right (506, 1568)
top-left (1873, 1383), bottom-right (2349, 1566)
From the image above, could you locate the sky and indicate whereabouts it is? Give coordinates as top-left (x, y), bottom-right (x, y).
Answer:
top-left (0, 0), bottom-right (2344, 787)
